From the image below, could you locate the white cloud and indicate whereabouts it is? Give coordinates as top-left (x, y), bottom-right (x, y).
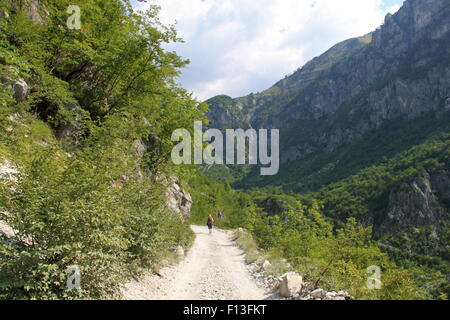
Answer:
top-left (133, 0), bottom-right (404, 100)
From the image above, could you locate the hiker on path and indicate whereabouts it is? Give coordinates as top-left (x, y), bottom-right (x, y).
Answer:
top-left (207, 215), bottom-right (214, 234)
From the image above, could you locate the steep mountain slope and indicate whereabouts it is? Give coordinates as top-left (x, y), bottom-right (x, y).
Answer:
top-left (207, 34), bottom-right (371, 130)
top-left (205, 0), bottom-right (450, 297)
top-left (206, 0), bottom-right (450, 191)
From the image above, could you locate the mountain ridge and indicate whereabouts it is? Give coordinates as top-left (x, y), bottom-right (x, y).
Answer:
top-left (202, 0), bottom-right (450, 297)
top-left (205, 0), bottom-right (450, 186)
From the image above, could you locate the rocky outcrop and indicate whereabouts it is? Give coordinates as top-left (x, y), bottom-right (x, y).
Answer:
top-left (206, 35), bottom-right (372, 130)
top-left (1, 77), bottom-right (30, 103)
top-left (376, 171), bottom-right (448, 237)
top-left (1, 0), bottom-right (48, 24)
top-left (271, 0), bottom-right (450, 164)
top-left (24, 0), bottom-right (49, 24)
top-left (166, 176), bottom-right (192, 220)
top-left (206, 95), bottom-right (250, 130)
top-left (372, 169), bottom-right (449, 263)
top-left (131, 138), bottom-right (193, 220)
top-left (0, 220), bottom-right (15, 239)
top-left (12, 78), bottom-right (30, 102)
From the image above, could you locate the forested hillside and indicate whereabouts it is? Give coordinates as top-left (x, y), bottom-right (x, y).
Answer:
top-left (0, 0), bottom-right (206, 299)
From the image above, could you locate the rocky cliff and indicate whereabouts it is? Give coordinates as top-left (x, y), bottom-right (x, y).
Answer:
top-left (207, 0), bottom-right (450, 188)
top-left (383, 172), bottom-right (448, 232)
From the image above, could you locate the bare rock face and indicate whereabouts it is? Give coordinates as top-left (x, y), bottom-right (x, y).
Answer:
top-left (132, 139), bottom-right (193, 221)
top-left (166, 177), bottom-right (192, 221)
top-left (24, 0), bottom-right (49, 24)
top-left (0, 220), bottom-right (15, 239)
top-left (2, 0), bottom-right (48, 24)
top-left (278, 272), bottom-right (303, 297)
top-left (12, 79), bottom-right (30, 102)
top-left (383, 172), bottom-right (444, 230)
top-left (133, 139), bottom-right (147, 158)
top-left (206, 0), bottom-right (450, 167)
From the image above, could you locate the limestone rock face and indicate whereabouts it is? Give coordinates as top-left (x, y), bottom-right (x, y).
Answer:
top-left (0, 160), bottom-right (18, 183)
top-left (378, 171), bottom-right (449, 236)
top-left (2, 0), bottom-right (49, 24)
top-left (24, 0), bottom-right (49, 24)
top-left (206, 0), bottom-right (450, 166)
top-left (12, 79), bottom-right (30, 102)
top-left (386, 172), bottom-right (442, 228)
top-left (0, 220), bottom-right (15, 239)
top-left (166, 177), bottom-right (193, 221)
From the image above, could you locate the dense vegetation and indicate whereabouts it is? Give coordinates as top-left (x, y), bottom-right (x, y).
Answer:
top-left (188, 172), bottom-right (423, 299)
top-left (232, 98), bottom-right (450, 191)
top-left (201, 90), bottom-right (450, 300)
top-left (194, 132), bottom-right (450, 299)
top-left (312, 134), bottom-right (450, 299)
top-left (0, 0), bottom-right (205, 299)
top-left (0, 0), bottom-right (447, 301)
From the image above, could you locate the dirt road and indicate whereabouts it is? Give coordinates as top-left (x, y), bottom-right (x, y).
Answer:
top-left (122, 225), bottom-right (269, 300)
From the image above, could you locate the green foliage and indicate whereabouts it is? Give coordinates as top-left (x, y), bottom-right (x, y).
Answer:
top-left (186, 169), bottom-right (260, 231)
top-left (0, 0), bottom-right (200, 299)
top-left (291, 135), bottom-right (450, 298)
top-left (232, 131), bottom-right (449, 299)
top-left (188, 169), bottom-right (421, 299)
top-left (0, 0), bottom-right (446, 301)
top-left (0, 119), bottom-right (194, 299)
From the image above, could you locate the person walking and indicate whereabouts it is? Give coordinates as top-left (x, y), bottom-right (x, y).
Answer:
top-left (207, 214), bottom-right (214, 234)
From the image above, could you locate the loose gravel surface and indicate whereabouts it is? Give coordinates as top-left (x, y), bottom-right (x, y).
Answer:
top-left (122, 225), bottom-right (271, 300)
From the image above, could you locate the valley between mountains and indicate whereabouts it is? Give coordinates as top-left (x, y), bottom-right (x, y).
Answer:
top-left (0, 0), bottom-right (448, 300)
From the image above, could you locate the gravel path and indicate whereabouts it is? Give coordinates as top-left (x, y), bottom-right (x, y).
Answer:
top-left (122, 225), bottom-right (270, 300)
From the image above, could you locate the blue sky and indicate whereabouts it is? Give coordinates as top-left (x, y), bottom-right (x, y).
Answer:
top-left (132, 0), bottom-right (404, 100)
top-left (380, 0), bottom-right (404, 9)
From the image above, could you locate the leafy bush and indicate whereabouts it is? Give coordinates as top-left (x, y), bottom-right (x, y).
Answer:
top-left (0, 135), bottom-right (194, 299)
top-left (0, 0), bottom-right (199, 299)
